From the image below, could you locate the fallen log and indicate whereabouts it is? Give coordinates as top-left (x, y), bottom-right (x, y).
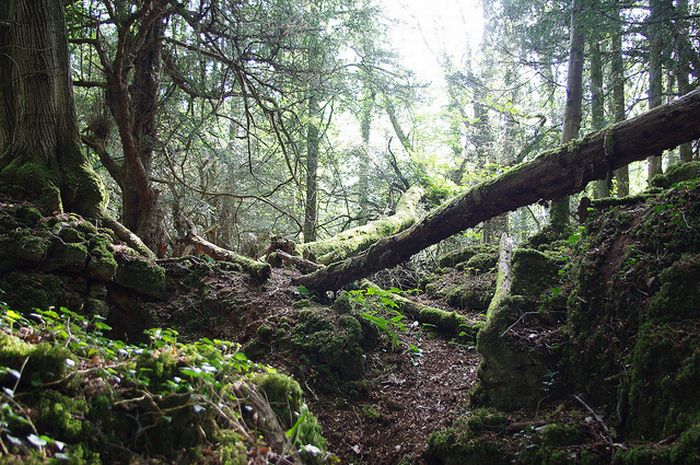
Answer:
top-left (361, 280), bottom-right (482, 339)
top-left (295, 89), bottom-right (700, 291)
top-left (184, 231), bottom-right (271, 282)
top-left (266, 249), bottom-right (324, 274)
top-left (296, 185), bottom-right (424, 264)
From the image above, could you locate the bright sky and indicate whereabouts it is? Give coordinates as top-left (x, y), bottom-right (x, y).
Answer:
top-left (382, 0), bottom-right (485, 95)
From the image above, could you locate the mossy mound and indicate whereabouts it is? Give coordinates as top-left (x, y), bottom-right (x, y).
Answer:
top-left (0, 203), bottom-right (166, 332)
top-left (566, 186), bottom-right (700, 446)
top-left (651, 161), bottom-right (700, 189)
top-left (426, 408), bottom-right (604, 465)
top-left (474, 247), bottom-right (565, 410)
top-left (0, 306), bottom-right (330, 465)
top-left (437, 244), bottom-right (498, 268)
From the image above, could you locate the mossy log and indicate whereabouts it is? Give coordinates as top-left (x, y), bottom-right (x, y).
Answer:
top-left (361, 280), bottom-right (482, 338)
top-left (295, 89), bottom-right (700, 291)
top-left (184, 231), bottom-right (271, 282)
top-left (296, 185), bottom-right (424, 264)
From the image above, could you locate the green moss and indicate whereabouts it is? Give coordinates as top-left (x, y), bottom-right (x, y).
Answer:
top-left (0, 271), bottom-right (64, 310)
top-left (464, 408), bottom-right (509, 433)
top-left (510, 248), bottom-right (562, 296)
top-left (114, 255), bottom-right (166, 299)
top-left (85, 235), bottom-right (117, 282)
top-left (36, 390), bottom-right (87, 441)
top-left (254, 372), bottom-right (304, 428)
top-left (43, 241), bottom-right (88, 273)
top-left (290, 307), bottom-right (366, 381)
top-left (539, 423), bottom-right (584, 447)
top-left (438, 244), bottom-right (497, 268)
top-left (0, 159), bottom-right (63, 213)
top-left (651, 161), bottom-right (700, 189)
top-left (465, 252), bottom-right (498, 272)
top-left (648, 254), bottom-right (700, 321)
top-left (426, 423), bottom-right (509, 465)
top-left (0, 334), bottom-right (75, 390)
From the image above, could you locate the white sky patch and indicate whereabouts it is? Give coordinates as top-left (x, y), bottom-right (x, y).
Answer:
top-left (383, 0), bottom-right (484, 93)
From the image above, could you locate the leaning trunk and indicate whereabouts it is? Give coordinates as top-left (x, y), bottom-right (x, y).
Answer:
top-left (0, 0), bottom-right (105, 216)
top-left (295, 89), bottom-right (700, 291)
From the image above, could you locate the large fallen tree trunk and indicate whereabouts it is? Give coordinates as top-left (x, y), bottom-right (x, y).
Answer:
top-left (296, 185), bottom-right (424, 264)
top-left (295, 89), bottom-right (700, 292)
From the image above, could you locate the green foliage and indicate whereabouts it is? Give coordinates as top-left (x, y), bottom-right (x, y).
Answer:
top-left (0, 305), bottom-right (327, 464)
top-left (347, 287), bottom-right (411, 350)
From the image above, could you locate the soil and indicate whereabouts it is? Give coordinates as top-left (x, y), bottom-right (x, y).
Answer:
top-left (155, 260), bottom-right (482, 464)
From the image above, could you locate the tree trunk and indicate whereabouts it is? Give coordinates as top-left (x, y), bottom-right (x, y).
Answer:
top-left (591, 40), bottom-right (610, 198)
top-left (358, 88), bottom-right (375, 225)
top-left (550, 0), bottom-right (585, 232)
top-left (303, 93), bottom-right (320, 242)
top-left (0, 0), bottom-right (105, 216)
top-left (610, 9), bottom-right (629, 196)
top-left (295, 89), bottom-right (700, 291)
top-left (646, 0), bottom-right (667, 181)
top-left (675, 0), bottom-right (693, 162)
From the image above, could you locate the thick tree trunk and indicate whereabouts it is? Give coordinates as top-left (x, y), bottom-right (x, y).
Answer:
top-left (610, 12), bottom-right (630, 196)
top-left (675, 0), bottom-right (693, 162)
top-left (295, 89), bottom-right (700, 291)
top-left (358, 88), bottom-right (375, 225)
top-left (0, 0), bottom-right (105, 216)
top-left (297, 185), bottom-right (424, 265)
top-left (550, 0), bottom-right (585, 232)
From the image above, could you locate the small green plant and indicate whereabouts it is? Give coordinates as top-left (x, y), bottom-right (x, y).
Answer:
top-left (347, 287), bottom-right (411, 351)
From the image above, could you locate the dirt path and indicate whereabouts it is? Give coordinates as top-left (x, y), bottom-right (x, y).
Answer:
top-left (311, 332), bottom-right (479, 465)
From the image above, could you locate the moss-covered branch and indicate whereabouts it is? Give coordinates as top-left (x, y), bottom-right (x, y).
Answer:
top-left (184, 231), bottom-right (271, 282)
top-left (297, 186), bottom-right (424, 265)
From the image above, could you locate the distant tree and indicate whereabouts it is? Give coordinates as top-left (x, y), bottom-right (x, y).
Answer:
top-left (550, 0), bottom-right (585, 233)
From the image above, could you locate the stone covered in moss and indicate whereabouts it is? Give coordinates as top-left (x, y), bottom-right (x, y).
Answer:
top-left (0, 271), bottom-right (64, 310)
top-left (114, 251), bottom-right (166, 299)
top-left (438, 244), bottom-right (498, 268)
top-left (290, 306), bottom-right (367, 382)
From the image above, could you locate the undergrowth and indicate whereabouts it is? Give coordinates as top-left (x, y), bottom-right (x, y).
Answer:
top-left (0, 305), bottom-right (331, 465)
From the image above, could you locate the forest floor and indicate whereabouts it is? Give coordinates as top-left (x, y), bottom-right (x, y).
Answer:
top-left (154, 263), bottom-right (482, 464)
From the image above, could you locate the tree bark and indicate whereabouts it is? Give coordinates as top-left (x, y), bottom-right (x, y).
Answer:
top-left (295, 88), bottom-right (700, 291)
top-left (550, 0), bottom-right (585, 232)
top-left (358, 87), bottom-right (375, 225)
top-left (646, 0), bottom-right (667, 181)
top-left (591, 40), bottom-right (610, 198)
top-left (675, 0), bottom-right (693, 162)
top-left (0, 0), bottom-right (105, 216)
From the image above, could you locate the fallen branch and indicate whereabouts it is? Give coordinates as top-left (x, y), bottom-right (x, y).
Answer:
top-left (99, 215), bottom-right (157, 260)
top-left (267, 249), bottom-right (324, 274)
top-left (361, 280), bottom-right (482, 338)
top-left (184, 231), bottom-right (271, 282)
top-left (295, 89), bottom-right (700, 291)
top-left (297, 186), bottom-right (424, 264)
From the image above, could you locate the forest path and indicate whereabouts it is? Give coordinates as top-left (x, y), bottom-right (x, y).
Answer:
top-left (310, 331), bottom-right (479, 465)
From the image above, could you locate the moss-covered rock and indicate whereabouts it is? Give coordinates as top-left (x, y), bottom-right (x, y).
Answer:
top-left (651, 161), bottom-right (700, 189)
top-left (290, 306), bottom-right (367, 382)
top-left (0, 271), bottom-right (64, 310)
top-left (114, 252), bottom-right (166, 299)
